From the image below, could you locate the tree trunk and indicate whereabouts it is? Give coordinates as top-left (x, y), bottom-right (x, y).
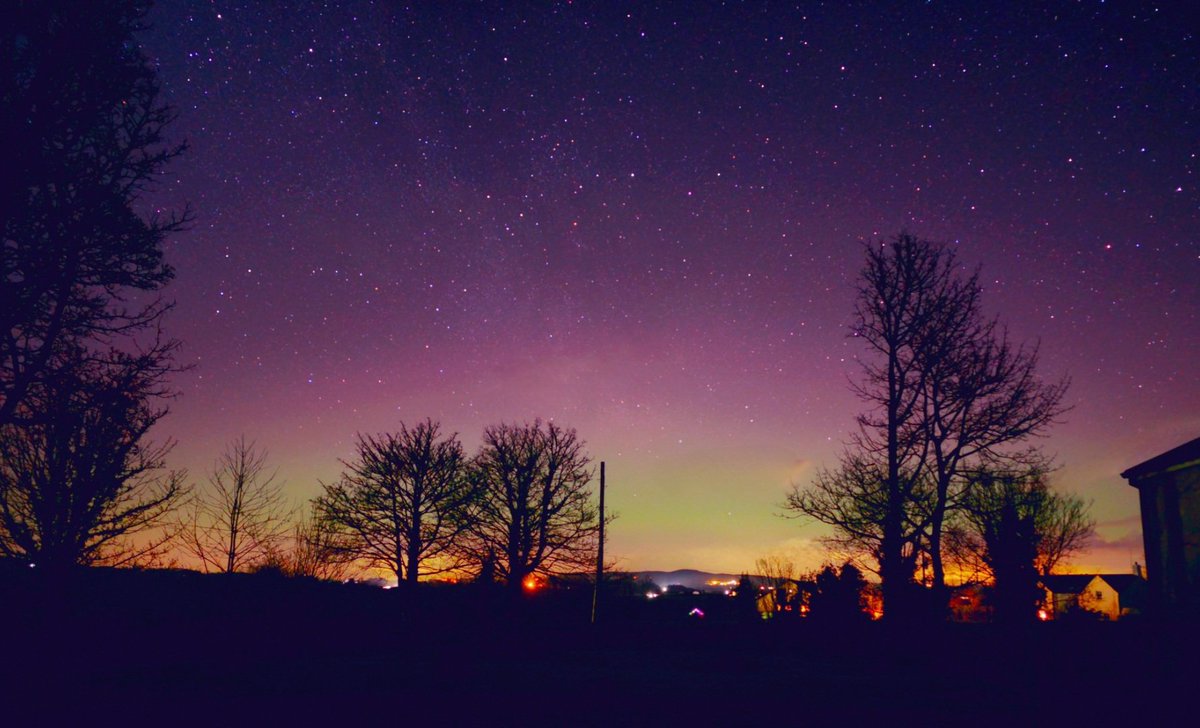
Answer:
top-left (880, 503), bottom-right (907, 621)
top-left (881, 350), bottom-right (908, 622)
top-left (929, 478), bottom-right (949, 596)
top-left (405, 538), bottom-right (421, 585)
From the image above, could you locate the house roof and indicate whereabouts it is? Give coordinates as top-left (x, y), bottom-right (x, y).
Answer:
top-left (1041, 574), bottom-right (1094, 594)
top-left (1121, 435), bottom-right (1200, 484)
top-left (1042, 573), bottom-right (1145, 595)
top-left (1095, 574), bottom-right (1145, 594)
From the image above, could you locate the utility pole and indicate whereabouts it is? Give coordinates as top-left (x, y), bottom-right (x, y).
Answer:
top-left (591, 461), bottom-right (605, 624)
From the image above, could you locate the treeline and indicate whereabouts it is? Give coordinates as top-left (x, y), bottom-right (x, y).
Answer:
top-left (1, 1), bottom-right (188, 568)
top-left (0, 4), bottom-right (601, 590)
top-left (181, 420), bottom-right (603, 592)
top-left (0, 414), bottom-right (604, 593)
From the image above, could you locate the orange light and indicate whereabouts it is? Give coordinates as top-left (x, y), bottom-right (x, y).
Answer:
top-left (1038, 609), bottom-right (1049, 621)
top-left (523, 575), bottom-right (539, 592)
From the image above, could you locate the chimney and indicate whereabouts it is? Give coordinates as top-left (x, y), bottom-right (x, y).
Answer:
top-left (1133, 562), bottom-right (1143, 579)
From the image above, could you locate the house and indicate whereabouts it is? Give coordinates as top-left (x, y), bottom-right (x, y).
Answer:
top-left (1041, 574), bottom-right (1094, 619)
top-left (1041, 573), bottom-right (1146, 620)
top-left (1077, 574), bottom-right (1146, 620)
top-left (755, 580), bottom-right (802, 618)
top-left (1121, 435), bottom-right (1200, 615)
top-left (948, 583), bottom-right (993, 623)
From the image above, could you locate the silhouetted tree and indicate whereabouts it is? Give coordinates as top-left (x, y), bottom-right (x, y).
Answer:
top-left (755, 554), bottom-right (796, 588)
top-left (317, 420), bottom-right (475, 585)
top-left (475, 549), bottom-right (497, 585)
top-left (756, 553), bottom-right (799, 616)
top-left (1, 0), bottom-right (188, 426)
top-left (807, 563), bottom-right (869, 622)
top-left (785, 453), bottom-right (934, 583)
top-left (468, 420), bottom-right (600, 593)
top-left (0, 342), bottom-right (185, 569)
top-left (948, 464), bottom-right (1093, 623)
top-left (284, 508), bottom-right (355, 581)
top-left (843, 235), bottom-right (966, 618)
top-left (786, 234), bottom-right (1069, 620)
top-left (182, 437), bottom-right (293, 574)
top-left (734, 573), bottom-right (760, 620)
top-left (916, 285), bottom-right (1069, 596)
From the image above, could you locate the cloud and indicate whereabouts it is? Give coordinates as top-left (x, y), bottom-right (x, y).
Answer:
top-left (788, 458), bottom-right (814, 482)
top-left (1088, 531), bottom-right (1143, 551)
top-left (1096, 514), bottom-right (1141, 530)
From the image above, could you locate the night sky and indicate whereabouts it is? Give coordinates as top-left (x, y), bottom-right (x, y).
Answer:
top-left (137, 1), bottom-right (1198, 576)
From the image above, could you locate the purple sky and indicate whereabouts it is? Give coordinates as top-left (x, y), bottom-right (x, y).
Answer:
top-left (138, 1), bottom-right (1198, 575)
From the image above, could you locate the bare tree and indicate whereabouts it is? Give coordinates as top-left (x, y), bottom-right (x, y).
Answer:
top-left (755, 553), bottom-right (800, 616)
top-left (469, 420), bottom-right (600, 592)
top-left (785, 452), bottom-right (934, 580)
top-left (918, 311), bottom-right (1070, 593)
top-left (787, 234), bottom-right (1070, 620)
top-left (1034, 488), bottom-right (1094, 577)
top-left (284, 508), bottom-right (355, 581)
top-left (755, 553), bottom-right (797, 588)
top-left (805, 562), bottom-right (870, 622)
top-left (947, 463), bottom-right (1094, 622)
top-left (183, 437), bottom-right (292, 574)
top-left (0, 342), bottom-right (186, 569)
top-left (844, 234), bottom-right (972, 617)
top-left (316, 420), bottom-right (475, 585)
top-left (1, 1), bottom-right (189, 426)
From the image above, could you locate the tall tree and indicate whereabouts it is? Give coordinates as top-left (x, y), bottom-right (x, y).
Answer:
top-left (1, 0), bottom-right (188, 426)
top-left (470, 420), bottom-right (600, 593)
top-left (788, 234), bottom-right (1069, 619)
top-left (0, 342), bottom-right (185, 569)
top-left (947, 464), bottom-right (1093, 623)
top-left (918, 302), bottom-right (1069, 594)
top-left (844, 234), bottom-right (974, 618)
top-left (316, 420), bottom-right (475, 585)
top-left (182, 437), bottom-right (293, 574)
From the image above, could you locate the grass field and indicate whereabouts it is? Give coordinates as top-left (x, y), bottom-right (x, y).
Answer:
top-left (2, 567), bottom-right (1194, 725)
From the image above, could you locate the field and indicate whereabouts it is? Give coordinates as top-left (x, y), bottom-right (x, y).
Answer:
top-left (2, 567), bottom-right (1193, 725)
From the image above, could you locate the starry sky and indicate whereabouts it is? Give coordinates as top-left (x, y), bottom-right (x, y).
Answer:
top-left (137, 1), bottom-right (1198, 576)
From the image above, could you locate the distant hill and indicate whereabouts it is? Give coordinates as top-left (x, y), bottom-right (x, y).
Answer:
top-left (632, 569), bottom-right (745, 592)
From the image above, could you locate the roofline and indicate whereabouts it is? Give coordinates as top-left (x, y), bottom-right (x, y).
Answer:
top-left (1121, 436), bottom-right (1200, 484)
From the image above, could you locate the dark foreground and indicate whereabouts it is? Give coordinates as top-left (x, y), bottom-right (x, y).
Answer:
top-left (2, 568), bottom-right (1195, 725)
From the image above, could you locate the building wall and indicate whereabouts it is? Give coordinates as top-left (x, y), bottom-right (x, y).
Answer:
top-left (1142, 464), bottom-right (1200, 612)
top-left (1047, 590), bottom-right (1077, 619)
top-left (1077, 576), bottom-right (1121, 620)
